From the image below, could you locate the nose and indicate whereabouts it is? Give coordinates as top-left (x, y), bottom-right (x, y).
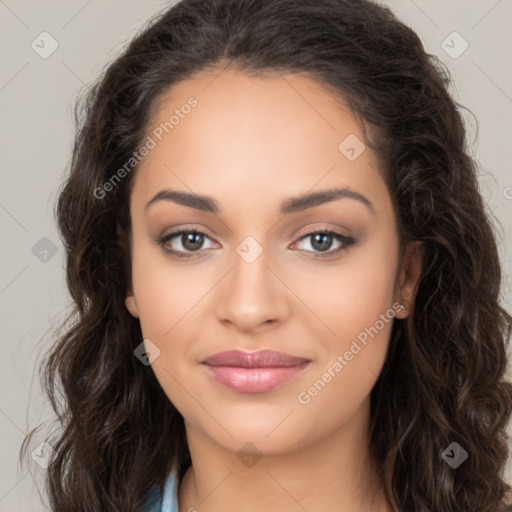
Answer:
top-left (215, 242), bottom-right (290, 334)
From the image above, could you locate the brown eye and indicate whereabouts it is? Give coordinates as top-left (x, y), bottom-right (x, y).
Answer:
top-left (157, 229), bottom-right (217, 258)
top-left (292, 230), bottom-right (355, 258)
top-left (310, 232), bottom-right (334, 251)
top-left (180, 232), bottom-right (205, 251)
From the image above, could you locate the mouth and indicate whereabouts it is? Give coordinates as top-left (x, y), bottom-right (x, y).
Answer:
top-left (201, 350), bottom-right (312, 393)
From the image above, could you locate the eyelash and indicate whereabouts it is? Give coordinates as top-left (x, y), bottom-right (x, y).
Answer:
top-left (157, 228), bottom-right (355, 260)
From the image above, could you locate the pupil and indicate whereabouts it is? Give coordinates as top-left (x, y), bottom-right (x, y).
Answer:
top-left (312, 233), bottom-right (332, 251)
top-left (183, 232), bottom-right (203, 251)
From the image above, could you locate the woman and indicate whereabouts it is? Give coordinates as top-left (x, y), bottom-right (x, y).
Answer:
top-left (21, 0), bottom-right (512, 510)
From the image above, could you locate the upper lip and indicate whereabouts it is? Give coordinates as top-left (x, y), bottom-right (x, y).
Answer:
top-left (201, 350), bottom-right (311, 368)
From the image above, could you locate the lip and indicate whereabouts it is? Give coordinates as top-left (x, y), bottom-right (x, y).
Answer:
top-left (201, 350), bottom-right (312, 393)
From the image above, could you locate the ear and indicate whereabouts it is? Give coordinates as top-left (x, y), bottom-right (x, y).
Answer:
top-left (393, 240), bottom-right (423, 319)
top-left (125, 292), bottom-right (139, 318)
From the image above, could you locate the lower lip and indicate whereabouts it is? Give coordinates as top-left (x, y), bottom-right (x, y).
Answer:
top-left (202, 363), bottom-right (311, 393)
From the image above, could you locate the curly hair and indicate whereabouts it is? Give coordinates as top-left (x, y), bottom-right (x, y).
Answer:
top-left (20, 0), bottom-right (512, 510)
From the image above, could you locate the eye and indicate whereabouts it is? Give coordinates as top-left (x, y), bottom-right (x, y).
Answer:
top-left (157, 229), bottom-right (218, 258)
top-left (291, 230), bottom-right (355, 258)
top-left (157, 228), bottom-right (355, 259)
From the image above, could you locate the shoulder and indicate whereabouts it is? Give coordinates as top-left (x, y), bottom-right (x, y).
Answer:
top-left (142, 484), bottom-right (163, 512)
top-left (142, 470), bottom-right (179, 512)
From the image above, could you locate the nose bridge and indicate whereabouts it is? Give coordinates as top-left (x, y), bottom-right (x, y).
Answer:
top-left (230, 234), bottom-right (274, 298)
top-left (216, 233), bottom-right (287, 331)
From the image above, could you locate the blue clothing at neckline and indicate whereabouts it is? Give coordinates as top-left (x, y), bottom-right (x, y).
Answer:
top-left (143, 470), bottom-right (179, 512)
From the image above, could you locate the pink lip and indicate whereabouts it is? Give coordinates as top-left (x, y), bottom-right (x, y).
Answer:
top-left (201, 350), bottom-right (311, 393)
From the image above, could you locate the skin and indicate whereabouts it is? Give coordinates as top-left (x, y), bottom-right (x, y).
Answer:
top-left (125, 66), bottom-right (422, 512)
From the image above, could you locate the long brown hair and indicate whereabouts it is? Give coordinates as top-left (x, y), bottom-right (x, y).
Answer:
top-left (20, 0), bottom-right (512, 510)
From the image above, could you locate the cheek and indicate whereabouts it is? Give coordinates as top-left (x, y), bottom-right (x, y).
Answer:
top-left (288, 231), bottom-right (399, 346)
top-left (338, 254), bottom-right (397, 339)
top-left (299, 238), bottom-right (398, 405)
top-left (130, 240), bottom-right (212, 339)
top-left (293, 265), bottom-right (398, 438)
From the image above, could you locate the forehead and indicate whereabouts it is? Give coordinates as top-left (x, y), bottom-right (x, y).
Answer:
top-left (131, 66), bottom-right (389, 217)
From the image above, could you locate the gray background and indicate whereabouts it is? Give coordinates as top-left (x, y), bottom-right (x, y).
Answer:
top-left (1, 0), bottom-right (511, 510)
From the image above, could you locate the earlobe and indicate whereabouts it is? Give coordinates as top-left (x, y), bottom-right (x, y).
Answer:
top-left (393, 240), bottom-right (423, 319)
top-left (125, 294), bottom-right (139, 318)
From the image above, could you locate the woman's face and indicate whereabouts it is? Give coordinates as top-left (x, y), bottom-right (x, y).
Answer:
top-left (125, 67), bottom-right (419, 454)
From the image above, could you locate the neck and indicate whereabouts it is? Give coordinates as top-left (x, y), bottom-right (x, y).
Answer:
top-left (177, 397), bottom-right (391, 512)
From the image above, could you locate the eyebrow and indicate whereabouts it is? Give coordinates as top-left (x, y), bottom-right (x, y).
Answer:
top-left (144, 187), bottom-right (376, 216)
